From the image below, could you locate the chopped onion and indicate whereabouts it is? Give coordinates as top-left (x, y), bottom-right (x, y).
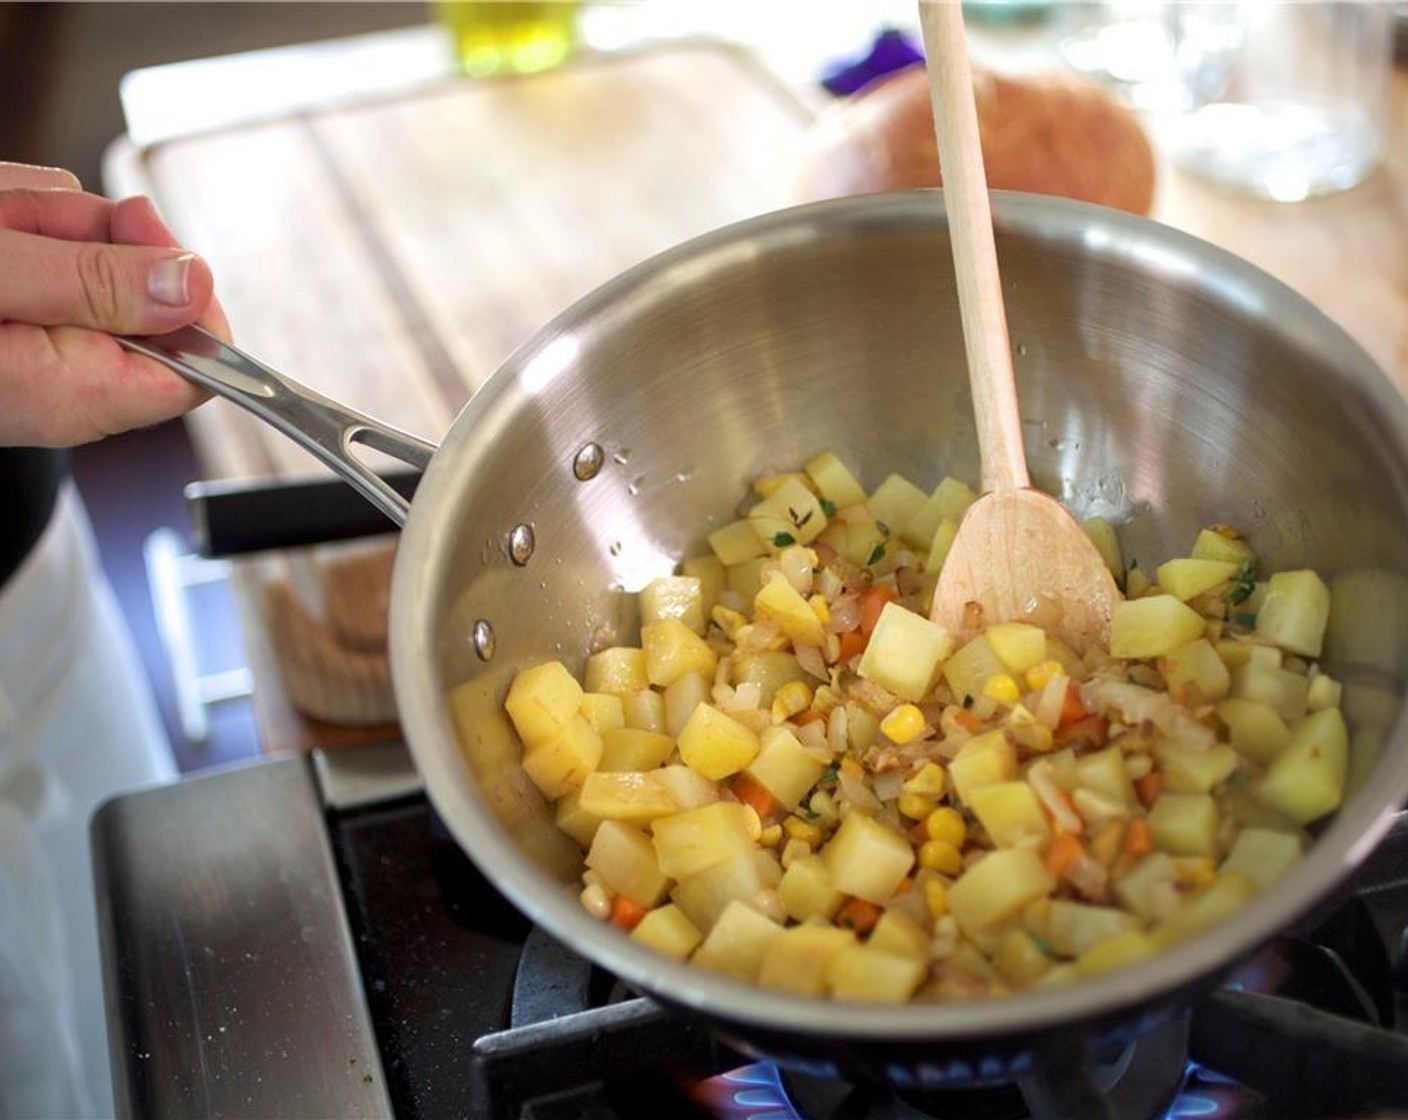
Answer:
top-left (827, 593), bottom-right (860, 633)
top-left (871, 769), bottom-right (906, 802)
top-left (795, 643), bottom-right (828, 681)
top-left (827, 705), bottom-right (849, 752)
top-left (779, 546), bottom-right (815, 595)
top-left (838, 762), bottom-right (882, 813)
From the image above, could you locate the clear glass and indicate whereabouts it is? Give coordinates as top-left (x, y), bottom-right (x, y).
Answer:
top-left (436, 1), bottom-right (582, 78)
top-left (1169, 1), bottom-right (1392, 201)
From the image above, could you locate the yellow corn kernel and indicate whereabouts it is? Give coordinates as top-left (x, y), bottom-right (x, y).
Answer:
top-left (758, 823), bottom-right (783, 848)
top-left (881, 703), bottom-right (926, 745)
top-left (903, 762), bottom-right (948, 798)
top-left (924, 877), bottom-right (949, 920)
top-left (780, 837), bottom-right (811, 868)
top-left (711, 605), bottom-right (749, 641)
top-left (771, 680), bottom-right (814, 723)
top-left (783, 815), bottom-right (822, 845)
top-left (919, 839), bottom-right (965, 875)
top-left (807, 594), bottom-right (831, 628)
top-left (925, 806), bottom-right (967, 849)
top-left (898, 791), bottom-right (936, 821)
top-left (983, 673), bottom-right (1022, 706)
top-left (1025, 659), bottom-right (1066, 693)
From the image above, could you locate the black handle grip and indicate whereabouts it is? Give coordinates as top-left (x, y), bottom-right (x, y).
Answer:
top-left (184, 470), bottom-right (421, 557)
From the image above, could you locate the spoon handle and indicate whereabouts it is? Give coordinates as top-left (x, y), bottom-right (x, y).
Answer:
top-left (918, 0), bottom-right (1029, 493)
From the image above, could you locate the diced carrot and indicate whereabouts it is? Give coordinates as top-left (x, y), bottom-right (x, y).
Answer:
top-left (1055, 714), bottom-right (1109, 749)
top-left (731, 771), bottom-right (784, 822)
top-left (1057, 682), bottom-right (1088, 728)
top-left (794, 709), bottom-right (827, 727)
top-left (835, 897), bottom-right (883, 935)
top-left (953, 707), bottom-right (983, 733)
top-left (609, 895), bottom-right (649, 932)
top-left (837, 628), bottom-right (869, 663)
top-left (858, 584), bottom-right (898, 635)
top-left (1044, 831), bottom-right (1086, 880)
top-left (1122, 818), bottom-right (1153, 860)
top-left (1134, 771), bottom-right (1164, 810)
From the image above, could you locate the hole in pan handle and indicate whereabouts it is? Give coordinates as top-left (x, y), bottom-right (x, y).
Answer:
top-left (117, 324), bottom-right (438, 528)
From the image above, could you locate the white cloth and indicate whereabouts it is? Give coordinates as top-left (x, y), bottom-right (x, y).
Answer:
top-left (0, 485), bottom-right (174, 1119)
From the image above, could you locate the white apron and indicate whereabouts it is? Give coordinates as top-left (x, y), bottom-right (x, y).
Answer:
top-left (0, 485), bottom-right (174, 1119)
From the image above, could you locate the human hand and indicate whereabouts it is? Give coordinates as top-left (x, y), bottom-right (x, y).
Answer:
top-left (0, 161), bottom-right (230, 447)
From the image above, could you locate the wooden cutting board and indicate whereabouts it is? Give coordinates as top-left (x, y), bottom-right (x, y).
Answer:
top-left (110, 42), bottom-right (817, 750)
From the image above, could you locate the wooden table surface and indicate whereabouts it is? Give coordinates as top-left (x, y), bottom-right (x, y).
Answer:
top-left (106, 27), bottom-right (1408, 755)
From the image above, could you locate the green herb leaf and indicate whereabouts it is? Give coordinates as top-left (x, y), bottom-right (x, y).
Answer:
top-left (1227, 558), bottom-right (1258, 606)
top-left (773, 531), bottom-right (797, 547)
top-left (821, 761), bottom-right (840, 784)
top-left (867, 543), bottom-right (886, 566)
top-left (876, 520), bottom-right (892, 537)
top-left (819, 498), bottom-right (837, 518)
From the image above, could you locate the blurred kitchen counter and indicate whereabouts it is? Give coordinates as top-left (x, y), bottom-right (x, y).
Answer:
top-left (105, 14), bottom-right (1408, 754)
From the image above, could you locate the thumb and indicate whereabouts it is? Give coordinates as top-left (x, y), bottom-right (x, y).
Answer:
top-left (0, 227), bottom-right (215, 334)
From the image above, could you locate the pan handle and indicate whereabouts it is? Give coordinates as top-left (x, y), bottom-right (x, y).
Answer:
top-left (118, 325), bottom-right (438, 527)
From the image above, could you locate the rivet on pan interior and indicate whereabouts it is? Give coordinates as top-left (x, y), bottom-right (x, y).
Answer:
top-left (472, 620), bottom-right (496, 661)
top-left (573, 442), bottom-right (604, 481)
top-left (508, 523), bottom-right (536, 566)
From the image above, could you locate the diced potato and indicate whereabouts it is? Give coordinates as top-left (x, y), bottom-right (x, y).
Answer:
top-left (586, 820), bottom-right (670, 907)
top-left (599, 727), bottom-right (675, 772)
top-left (778, 854), bottom-right (845, 922)
top-left (746, 725), bottom-right (827, 811)
top-left (995, 928), bottom-right (1053, 987)
top-left (504, 660), bottom-right (585, 749)
top-left (654, 765), bottom-right (721, 811)
top-left (827, 943), bottom-right (926, 1004)
top-left (857, 602), bottom-right (954, 701)
top-left (727, 557), bottom-right (770, 600)
top-left (652, 802), bottom-right (758, 879)
top-left (692, 900), bottom-right (784, 982)
top-left (948, 849), bottom-right (1055, 937)
top-left (1256, 707), bottom-right (1347, 825)
top-left (1080, 516), bottom-right (1124, 580)
top-left (522, 714), bottom-right (603, 800)
top-left (1153, 741), bottom-right (1239, 794)
top-left (753, 471), bottom-right (814, 499)
top-left (731, 651), bottom-right (805, 708)
top-left (967, 782), bottom-right (1052, 849)
top-left (1113, 852), bottom-right (1181, 922)
top-left (677, 703), bottom-right (761, 781)
top-left (1216, 697), bottom-right (1292, 764)
top-left (579, 770), bottom-right (681, 823)
top-left (1147, 792), bottom-right (1220, 857)
top-left (1256, 569), bottom-right (1331, 658)
top-left (1075, 930), bottom-right (1159, 977)
top-left (755, 574), bottom-right (826, 648)
top-left (821, 813), bottom-right (916, 904)
top-left (584, 648), bottom-right (649, 696)
top-left (554, 789), bottom-right (603, 848)
top-left (630, 904), bottom-right (702, 961)
top-left (819, 513), bottom-right (889, 569)
top-left (621, 688), bottom-right (666, 732)
top-left (1156, 558), bottom-right (1239, 602)
top-left (663, 671), bottom-right (710, 738)
top-left (579, 691), bottom-right (626, 733)
top-left (749, 477), bottom-right (829, 548)
top-left (949, 730), bottom-right (1018, 805)
top-left (1109, 596), bottom-right (1206, 659)
top-left (985, 622), bottom-right (1047, 675)
top-left (1162, 638), bottom-right (1231, 703)
top-left (1306, 673), bottom-right (1343, 713)
top-left (943, 635), bottom-right (1008, 705)
top-left (906, 476), bottom-right (977, 550)
top-left (1155, 871), bottom-right (1257, 946)
top-left (681, 555), bottom-right (727, 618)
top-left (641, 618), bottom-right (718, 688)
top-left (868, 909), bottom-right (930, 960)
top-left (804, 450), bottom-right (868, 510)
top-left (924, 518), bottom-right (960, 575)
top-left (640, 575), bottom-right (705, 635)
top-left (709, 519), bottom-right (768, 565)
top-left (1191, 528), bottom-right (1256, 567)
top-left (1073, 746), bottom-right (1136, 809)
top-left (868, 473), bottom-right (929, 538)
top-left (1039, 900), bottom-right (1142, 958)
top-left (757, 924), bottom-right (855, 996)
top-left (671, 848), bottom-right (782, 932)
top-left (1222, 827), bottom-right (1303, 892)
top-left (1230, 659), bottom-right (1309, 723)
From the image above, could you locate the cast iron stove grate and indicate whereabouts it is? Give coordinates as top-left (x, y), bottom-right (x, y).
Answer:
top-left (329, 796), bottom-right (1408, 1120)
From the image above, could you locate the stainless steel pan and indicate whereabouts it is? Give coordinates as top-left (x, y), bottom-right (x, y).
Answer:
top-left (122, 192), bottom-right (1408, 1090)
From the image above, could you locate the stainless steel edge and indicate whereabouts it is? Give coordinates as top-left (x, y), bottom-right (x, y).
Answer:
top-left (312, 741), bottom-right (424, 811)
top-left (92, 758), bottom-right (393, 1119)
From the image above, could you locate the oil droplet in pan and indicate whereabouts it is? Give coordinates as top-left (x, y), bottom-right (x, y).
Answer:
top-left (573, 443), bottom-right (604, 481)
top-left (472, 620), bottom-right (495, 661)
top-left (508, 523), bottom-right (535, 566)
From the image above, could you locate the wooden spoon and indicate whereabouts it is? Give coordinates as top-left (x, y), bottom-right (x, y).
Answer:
top-left (918, 1), bottom-right (1119, 654)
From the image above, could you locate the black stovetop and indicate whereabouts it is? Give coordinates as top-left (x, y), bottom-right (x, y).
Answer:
top-left (327, 793), bottom-right (1408, 1120)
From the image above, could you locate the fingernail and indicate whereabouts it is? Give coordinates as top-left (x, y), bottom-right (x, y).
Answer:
top-left (147, 252), bottom-right (194, 306)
